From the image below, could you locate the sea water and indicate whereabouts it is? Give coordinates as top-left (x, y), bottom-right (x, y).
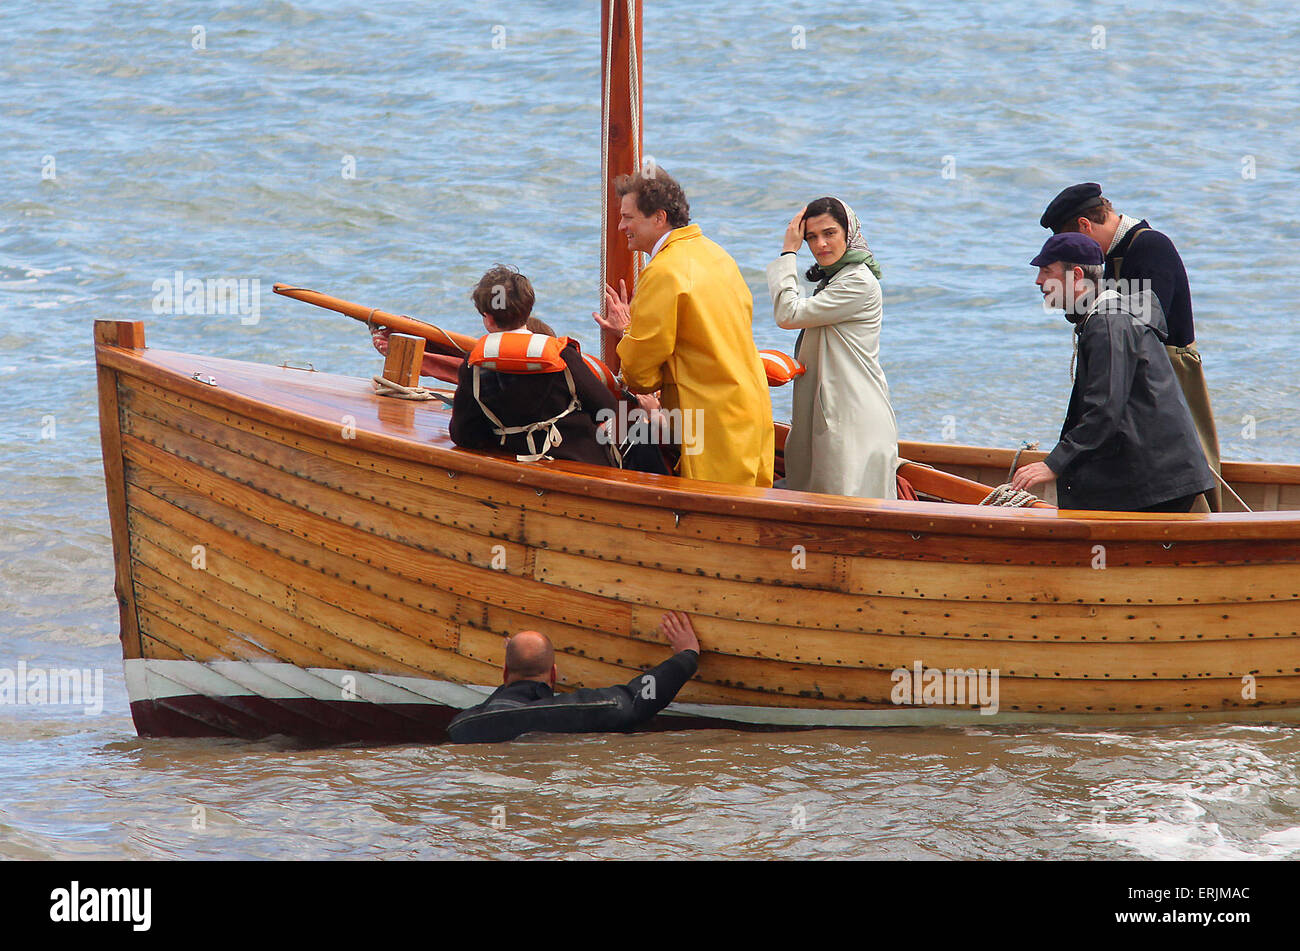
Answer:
top-left (1, 0), bottom-right (1298, 859)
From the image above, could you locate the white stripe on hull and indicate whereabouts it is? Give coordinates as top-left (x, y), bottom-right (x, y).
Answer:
top-left (125, 659), bottom-right (493, 709)
top-left (124, 659), bottom-right (1300, 729)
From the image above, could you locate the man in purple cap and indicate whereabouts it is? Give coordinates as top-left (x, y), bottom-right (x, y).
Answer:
top-left (1040, 183), bottom-right (1221, 510)
top-left (1010, 233), bottom-right (1214, 513)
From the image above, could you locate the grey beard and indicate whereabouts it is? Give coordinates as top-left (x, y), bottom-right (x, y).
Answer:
top-left (1065, 281), bottom-right (1099, 318)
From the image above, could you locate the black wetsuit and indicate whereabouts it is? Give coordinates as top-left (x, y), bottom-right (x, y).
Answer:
top-left (446, 650), bottom-right (699, 744)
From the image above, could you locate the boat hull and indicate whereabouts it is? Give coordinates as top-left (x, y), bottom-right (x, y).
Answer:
top-left (93, 322), bottom-right (1300, 742)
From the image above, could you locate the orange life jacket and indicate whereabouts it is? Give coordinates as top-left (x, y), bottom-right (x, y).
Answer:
top-left (758, 349), bottom-right (806, 386)
top-left (580, 352), bottom-right (622, 397)
top-left (468, 330), bottom-right (572, 374)
top-left (466, 331), bottom-right (581, 463)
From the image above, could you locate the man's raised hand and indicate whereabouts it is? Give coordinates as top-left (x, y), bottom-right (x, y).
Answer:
top-left (658, 610), bottom-right (700, 654)
top-left (593, 280), bottom-right (632, 335)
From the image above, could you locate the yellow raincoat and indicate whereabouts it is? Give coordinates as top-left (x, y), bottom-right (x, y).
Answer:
top-left (617, 225), bottom-right (774, 487)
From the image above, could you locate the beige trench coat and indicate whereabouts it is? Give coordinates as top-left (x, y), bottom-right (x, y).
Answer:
top-left (766, 255), bottom-right (898, 500)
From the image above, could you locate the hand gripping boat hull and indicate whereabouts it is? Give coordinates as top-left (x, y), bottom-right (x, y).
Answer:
top-left (93, 321), bottom-right (1300, 741)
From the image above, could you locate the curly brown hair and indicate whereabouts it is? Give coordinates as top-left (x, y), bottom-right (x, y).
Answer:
top-left (471, 265), bottom-right (534, 329)
top-left (614, 167), bottom-right (690, 229)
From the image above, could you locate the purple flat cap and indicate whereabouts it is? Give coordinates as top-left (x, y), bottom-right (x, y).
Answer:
top-left (1031, 232), bottom-right (1104, 268)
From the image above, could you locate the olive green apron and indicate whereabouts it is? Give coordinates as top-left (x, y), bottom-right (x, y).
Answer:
top-left (1164, 342), bottom-right (1221, 512)
top-left (1114, 229), bottom-right (1223, 512)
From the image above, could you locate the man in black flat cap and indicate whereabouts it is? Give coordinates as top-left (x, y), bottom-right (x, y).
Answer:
top-left (1011, 233), bottom-right (1214, 513)
top-left (1040, 183), bottom-right (1221, 510)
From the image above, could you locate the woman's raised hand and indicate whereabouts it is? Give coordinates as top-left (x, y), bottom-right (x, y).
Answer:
top-left (782, 206), bottom-right (808, 254)
top-left (371, 326), bottom-right (391, 355)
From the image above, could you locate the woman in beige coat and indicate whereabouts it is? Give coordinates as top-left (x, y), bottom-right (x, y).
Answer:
top-left (766, 196), bottom-right (899, 499)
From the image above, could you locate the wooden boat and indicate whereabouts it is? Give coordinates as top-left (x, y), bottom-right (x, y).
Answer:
top-left (95, 318), bottom-right (1300, 740)
top-left (94, 4), bottom-right (1300, 741)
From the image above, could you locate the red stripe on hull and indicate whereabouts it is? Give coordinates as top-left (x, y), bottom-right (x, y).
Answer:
top-left (129, 697), bottom-right (789, 743)
top-left (131, 697), bottom-right (458, 743)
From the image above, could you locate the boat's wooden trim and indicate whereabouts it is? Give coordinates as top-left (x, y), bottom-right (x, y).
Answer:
top-left (118, 375), bottom-right (1300, 568)
top-left (900, 439), bottom-right (1300, 486)
top-left (129, 511), bottom-right (457, 666)
top-left (899, 460), bottom-right (1052, 507)
top-left (115, 390), bottom-right (1300, 621)
top-left (92, 338), bottom-right (1300, 735)
top-left (902, 440), bottom-right (1300, 516)
top-left (123, 465), bottom-right (888, 710)
top-left (94, 321), bottom-right (146, 660)
top-left (95, 344), bottom-right (1300, 541)
top-left (114, 381), bottom-right (1300, 656)
top-left (122, 451), bottom-right (1300, 674)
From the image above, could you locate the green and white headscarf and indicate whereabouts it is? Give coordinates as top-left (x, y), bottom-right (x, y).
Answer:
top-left (806, 198), bottom-right (883, 293)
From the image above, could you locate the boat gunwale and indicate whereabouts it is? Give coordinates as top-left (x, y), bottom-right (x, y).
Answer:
top-left (95, 341), bottom-right (1300, 542)
top-left (900, 438), bottom-right (1300, 486)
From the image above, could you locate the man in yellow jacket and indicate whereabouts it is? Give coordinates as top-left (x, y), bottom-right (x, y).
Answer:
top-left (595, 168), bottom-right (774, 487)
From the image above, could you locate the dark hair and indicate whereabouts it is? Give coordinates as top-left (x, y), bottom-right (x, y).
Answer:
top-left (1053, 197), bottom-right (1113, 234)
top-left (614, 167), bottom-right (690, 229)
top-left (802, 197), bottom-right (851, 283)
top-left (802, 196), bottom-right (849, 238)
top-left (524, 315), bottom-right (555, 336)
top-left (471, 264), bottom-right (534, 330)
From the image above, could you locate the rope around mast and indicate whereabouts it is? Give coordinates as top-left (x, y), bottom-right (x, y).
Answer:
top-left (626, 0), bottom-right (641, 178)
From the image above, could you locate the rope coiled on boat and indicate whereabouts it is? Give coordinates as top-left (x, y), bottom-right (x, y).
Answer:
top-left (978, 484), bottom-right (1041, 507)
top-left (372, 376), bottom-right (437, 401)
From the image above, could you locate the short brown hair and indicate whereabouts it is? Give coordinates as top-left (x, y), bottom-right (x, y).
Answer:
top-left (615, 167), bottom-right (690, 229)
top-left (1054, 197), bottom-right (1113, 234)
top-left (471, 265), bottom-right (534, 329)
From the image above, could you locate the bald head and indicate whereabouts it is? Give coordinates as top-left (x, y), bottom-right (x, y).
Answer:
top-left (504, 630), bottom-right (555, 683)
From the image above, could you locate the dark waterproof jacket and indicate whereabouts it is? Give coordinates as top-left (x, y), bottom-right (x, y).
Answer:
top-left (446, 650), bottom-right (699, 744)
top-left (1044, 289), bottom-right (1213, 511)
top-left (449, 339), bottom-right (619, 467)
top-left (1105, 220), bottom-right (1196, 348)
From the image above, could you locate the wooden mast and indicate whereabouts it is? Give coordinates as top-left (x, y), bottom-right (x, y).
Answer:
top-left (599, 0), bottom-right (644, 371)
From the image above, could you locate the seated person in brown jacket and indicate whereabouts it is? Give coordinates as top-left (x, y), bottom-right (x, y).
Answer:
top-left (448, 265), bottom-right (623, 468)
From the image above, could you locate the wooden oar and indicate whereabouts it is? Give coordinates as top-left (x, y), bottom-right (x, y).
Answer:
top-left (272, 283), bottom-right (476, 357)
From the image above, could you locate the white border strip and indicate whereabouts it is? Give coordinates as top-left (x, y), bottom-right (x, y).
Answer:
top-left (124, 659), bottom-right (1300, 729)
top-left (125, 659), bottom-right (494, 710)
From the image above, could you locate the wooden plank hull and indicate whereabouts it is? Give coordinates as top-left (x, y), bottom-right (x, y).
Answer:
top-left (93, 327), bottom-right (1300, 741)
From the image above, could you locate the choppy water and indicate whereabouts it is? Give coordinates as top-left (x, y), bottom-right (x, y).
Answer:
top-left (2, 0), bottom-right (1298, 860)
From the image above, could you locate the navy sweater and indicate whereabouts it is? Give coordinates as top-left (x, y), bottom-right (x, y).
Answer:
top-left (1104, 220), bottom-right (1197, 348)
